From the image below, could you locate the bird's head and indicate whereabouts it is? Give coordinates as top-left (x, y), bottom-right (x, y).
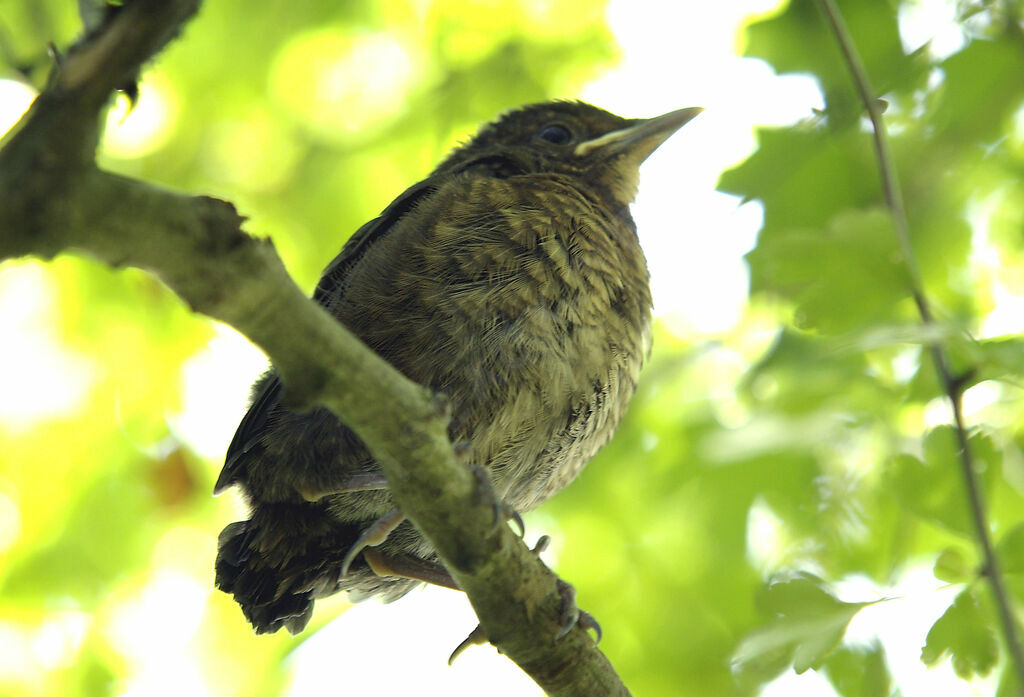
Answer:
top-left (434, 100), bottom-right (703, 206)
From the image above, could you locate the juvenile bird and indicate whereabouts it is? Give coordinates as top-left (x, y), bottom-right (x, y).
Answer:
top-left (214, 100), bottom-right (701, 634)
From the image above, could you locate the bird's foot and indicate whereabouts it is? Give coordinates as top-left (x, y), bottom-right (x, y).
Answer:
top-left (467, 462), bottom-right (525, 537)
top-left (528, 535), bottom-right (600, 642)
top-left (553, 578), bottom-right (602, 643)
top-left (339, 508), bottom-right (407, 577)
top-left (447, 535), bottom-right (599, 664)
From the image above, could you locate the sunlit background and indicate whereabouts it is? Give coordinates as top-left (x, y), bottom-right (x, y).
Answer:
top-left (2, 0), bottom-right (1024, 696)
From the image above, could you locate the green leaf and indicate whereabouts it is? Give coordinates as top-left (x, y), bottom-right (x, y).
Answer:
top-left (934, 36), bottom-right (1024, 144)
top-left (743, 0), bottom-right (923, 116)
top-left (734, 574), bottom-right (867, 677)
top-left (906, 330), bottom-right (986, 402)
top-left (973, 337), bottom-right (1024, 387)
top-left (823, 642), bottom-right (891, 697)
top-left (719, 127), bottom-right (880, 231)
top-left (996, 522), bottom-right (1024, 575)
top-left (891, 451), bottom-right (961, 532)
top-left (824, 322), bottom-right (954, 353)
top-left (921, 588), bottom-right (999, 679)
top-left (933, 547), bottom-right (974, 583)
top-left (746, 208), bottom-right (912, 334)
top-left (742, 328), bottom-right (895, 415)
top-left (891, 426), bottom-right (999, 535)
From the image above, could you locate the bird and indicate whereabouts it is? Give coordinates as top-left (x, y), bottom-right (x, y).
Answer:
top-left (214, 100), bottom-right (702, 635)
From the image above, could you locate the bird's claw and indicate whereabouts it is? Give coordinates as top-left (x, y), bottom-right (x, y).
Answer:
top-left (529, 535), bottom-right (599, 641)
top-left (447, 539), bottom-right (599, 662)
top-left (448, 624), bottom-right (489, 665)
top-left (507, 508), bottom-right (526, 537)
top-left (339, 508), bottom-right (407, 578)
top-left (467, 463), bottom-right (525, 537)
top-left (554, 578), bottom-right (602, 643)
top-left (576, 609), bottom-right (603, 644)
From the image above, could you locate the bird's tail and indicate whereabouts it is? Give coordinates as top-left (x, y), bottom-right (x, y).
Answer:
top-left (215, 502), bottom-right (419, 634)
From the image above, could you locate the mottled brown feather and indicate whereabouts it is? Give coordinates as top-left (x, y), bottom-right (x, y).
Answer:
top-left (214, 100), bottom-right (695, 634)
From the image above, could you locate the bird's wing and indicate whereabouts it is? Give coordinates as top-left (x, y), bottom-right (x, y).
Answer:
top-left (215, 178), bottom-right (441, 495)
top-left (310, 152), bottom-right (526, 303)
top-left (313, 179), bottom-right (440, 303)
top-left (214, 376), bottom-right (281, 494)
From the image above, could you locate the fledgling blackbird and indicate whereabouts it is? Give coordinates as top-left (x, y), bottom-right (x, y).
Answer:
top-left (214, 100), bottom-right (702, 634)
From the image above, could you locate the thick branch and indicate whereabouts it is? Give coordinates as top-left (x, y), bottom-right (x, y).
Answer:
top-left (0, 1), bottom-right (630, 694)
top-left (816, 0), bottom-right (1024, 685)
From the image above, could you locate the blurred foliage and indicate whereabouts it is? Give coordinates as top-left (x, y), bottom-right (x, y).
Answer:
top-left (4, 0), bottom-right (1024, 696)
top-left (709, 0), bottom-right (1024, 694)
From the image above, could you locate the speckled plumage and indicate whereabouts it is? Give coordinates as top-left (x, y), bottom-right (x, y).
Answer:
top-left (214, 101), bottom-right (699, 634)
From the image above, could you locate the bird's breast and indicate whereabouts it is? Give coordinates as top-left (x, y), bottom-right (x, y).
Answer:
top-left (331, 172), bottom-right (652, 511)
top-left (430, 174), bottom-right (652, 508)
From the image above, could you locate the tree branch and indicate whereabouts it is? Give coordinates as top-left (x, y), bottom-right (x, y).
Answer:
top-left (815, 0), bottom-right (1024, 685)
top-left (0, 1), bottom-right (631, 694)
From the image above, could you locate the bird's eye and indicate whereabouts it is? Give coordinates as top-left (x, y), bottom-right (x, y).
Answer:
top-left (537, 124), bottom-right (573, 145)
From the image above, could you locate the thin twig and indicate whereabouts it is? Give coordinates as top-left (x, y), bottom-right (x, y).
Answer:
top-left (815, 0), bottom-right (1024, 686)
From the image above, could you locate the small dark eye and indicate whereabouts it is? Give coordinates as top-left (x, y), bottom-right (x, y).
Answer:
top-left (537, 124), bottom-right (573, 145)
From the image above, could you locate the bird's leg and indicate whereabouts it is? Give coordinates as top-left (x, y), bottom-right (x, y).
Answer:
top-left (296, 472), bottom-right (389, 502)
top-left (467, 462), bottom-right (525, 536)
top-left (339, 508), bottom-right (407, 577)
top-left (354, 460), bottom-right (526, 592)
top-left (363, 549), bottom-right (460, 590)
top-left (334, 448), bottom-right (524, 579)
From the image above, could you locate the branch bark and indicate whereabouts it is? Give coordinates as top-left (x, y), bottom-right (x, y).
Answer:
top-left (0, 2), bottom-right (631, 695)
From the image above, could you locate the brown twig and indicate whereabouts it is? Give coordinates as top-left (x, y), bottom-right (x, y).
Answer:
top-left (815, 0), bottom-right (1024, 686)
